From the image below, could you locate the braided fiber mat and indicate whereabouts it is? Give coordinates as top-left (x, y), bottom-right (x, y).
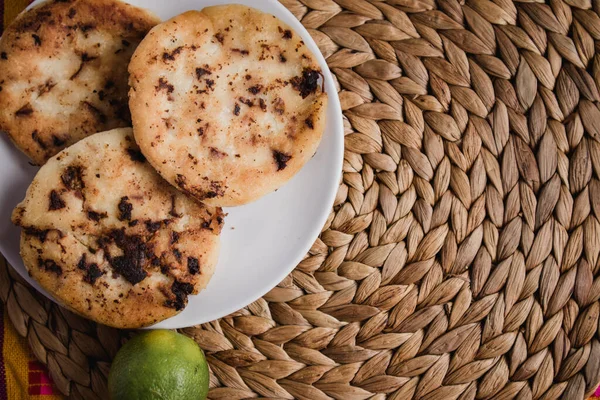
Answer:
top-left (3, 0), bottom-right (600, 398)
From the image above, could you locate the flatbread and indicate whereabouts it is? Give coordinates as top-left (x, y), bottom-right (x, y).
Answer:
top-left (12, 128), bottom-right (224, 329)
top-left (0, 0), bottom-right (160, 165)
top-left (128, 5), bottom-right (327, 207)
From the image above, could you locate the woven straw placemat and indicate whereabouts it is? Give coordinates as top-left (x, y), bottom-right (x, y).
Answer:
top-left (3, 0), bottom-right (600, 398)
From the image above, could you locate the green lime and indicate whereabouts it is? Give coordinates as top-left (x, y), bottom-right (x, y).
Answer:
top-left (108, 330), bottom-right (209, 400)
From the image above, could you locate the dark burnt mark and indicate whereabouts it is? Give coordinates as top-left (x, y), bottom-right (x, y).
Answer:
top-left (160, 265), bottom-right (169, 274)
top-left (110, 256), bottom-right (148, 285)
top-left (162, 46), bottom-right (183, 61)
top-left (61, 166), bottom-right (84, 190)
top-left (273, 97), bottom-right (285, 115)
top-left (188, 257), bottom-right (199, 275)
top-left (197, 126), bottom-right (205, 135)
top-left (121, 39), bottom-right (130, 47)
top-left (210, 147), bottom-right (227, 158)
top-left (0, 52), bottom-right (7, 60)
top-left (106, 230), bottom-right (148, 285)
top-left (32, 34), bottom-right (41, 46)
top-left (216, 215), bottom-right (224, 225)
top-left (68, 8), bottom-right (76, 18)
top-left (291, 69), bottom-right (321, 99)
top-left (77, 254), bottom-right (104, 285)
top-left (24, 227), bottom-right (50, 242)
top-left (239, 97), bottom-right (254, 107)
top-left (126, 148), bottom-right (146, 163)
top-left (117, 197), bottom-right (133, 221)
top-left (83, 101), bottom-right (107, 123)
top-left (87, 210), bottom-right (107, 221)
top-left (259, 98), bottom-right (267, 112)
top-left (214, 32), bottom-right (225, 44)
top-left (280, 53), bottom-right (287, 63)
top-left (157, 78), bottom-right (174, 94)
top-left (170, 231), bottom-right (180, 244)
top-left (232, 48), bottom-right (249, 55)
top-left (201, 221), bottom-right (211, 229)
top-left (234, 103), bottom-right (240, 116)
top-left (97, 90), bottom-right (106, 101)
top-left (173, 248), bottom-right (182, 262)
top-left (85, 264), bottom-right (103, 284)
top-left (80, 24), bottom-right (95, 32)
top-left (104, 80), bottom-right (115, 89)
top-left (49, 190), bottom-right (65, 210)
top-left (52, 135), bottom-right (67, 147)
top-left (15, 104), bottom-right (33, 116)
top-left (245, 74), bottom-right (252, 80)
top-left (32, 131), bottom-right (48, 150)
top-left (205, 79), bottom-right (215, 90)
top-left (279, 26), bottom-right (293, 39)
top-left (145, 220), bottom-right (162, 233)
top-left (165, 280), bottom-right (194, 310)
top-left (129, 220), bottom-right (138, 227)
top-left (305, 116), bottom-right (314, 129)
top-left (273, 150), bottom-right (292, 171)
top-left (248, 85), bottom-right (262, 95)
top-left (195, 67), bottom-right (211, 79)
top-left (38, 258), bottom-right (62, 275)
top-left (208, 181), bottom-right (225, 198)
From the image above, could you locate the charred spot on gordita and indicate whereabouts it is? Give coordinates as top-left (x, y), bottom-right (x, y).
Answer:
top-left (49, 190), bottom-right (66, 210)
top-left (38, 257), bottom-right (62, 275)
top-left (188, 257), bottom-right (200, 274)
top-left (290, 68), bottom-right (321, 98)
top-left (117, 196), bottom-right (133, 221)
top-left (195, 67), bottom-right (211, 79)
top-left (61, 165), bottom-right (85, 190)
top-left (162, 46), bottom-right (183, 61)
top-left (156, 78), bottom-right (174, 94)
top-left (273, 150), bottom-right (292, 171)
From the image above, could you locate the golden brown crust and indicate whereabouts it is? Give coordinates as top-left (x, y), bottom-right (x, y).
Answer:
top-left (12, 128), bottom-right (223, 329)
top-left (0, 0), bottom-right (160, 164)
top-left (128, 6), bottom-right (327, 207)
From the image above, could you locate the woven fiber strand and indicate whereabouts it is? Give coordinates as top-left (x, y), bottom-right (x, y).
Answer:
top-left (2, 0), bottom-right (600, 398)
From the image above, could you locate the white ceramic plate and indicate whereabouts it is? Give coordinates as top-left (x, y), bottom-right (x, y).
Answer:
top-left (0, 0), bottom-right (343, 329)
